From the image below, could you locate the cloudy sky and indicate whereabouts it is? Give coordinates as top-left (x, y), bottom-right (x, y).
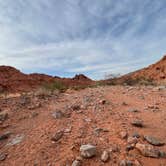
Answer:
top-left (0, 0), bottom-right (166, 79)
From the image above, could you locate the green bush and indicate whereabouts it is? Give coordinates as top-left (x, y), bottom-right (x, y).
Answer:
top-left (124, 77), bottom-right (155, 86)
top-left (42, 81), bottom-right (67, 92)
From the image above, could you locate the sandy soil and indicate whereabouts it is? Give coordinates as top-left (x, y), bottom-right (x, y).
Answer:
top-left (0, 85), bottom-right (166, 166)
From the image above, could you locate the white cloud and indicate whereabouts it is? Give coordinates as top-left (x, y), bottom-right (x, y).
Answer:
top-left (0, 0), bottom-right (166, 79)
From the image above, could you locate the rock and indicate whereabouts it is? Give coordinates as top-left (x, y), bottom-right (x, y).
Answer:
top-left (128, 109), bottom-right (139, 113)
top-left (0, 112), bottom-right (8, 122)
top-left (72, 160), bottom-right (81, 166)
top-left (131, 120), bottom-right (143, 127)
top-left (125, 144), bottom-right (135, 151)
top-left (99, 100), bottom-right (106, 105)
top-left (84, 118), bottom-right (92, 123)
top-left (0, 153), bottom-right (7, 161)
top-left (132, 132), bottom-right (140, 138)
top-left (76, 156), bottom-right (83, 161)
top-left (144, 135), bottom-right (165, 146)
top-left (80, 144), bottom-right (96, 158)
top-left (159, 151), bottom-right (166, 158)
top-left (94, 128), bottom-right (109, 136)
top-left (119, 160), bottom-right (133, 166)
top-left (109, 144), bottom-right (120, 153)
top-left (31, 112), bottom-right (39, 118)
top-left (101, 150), bottom-right (109, 162)
top-left (157, 86), bottom-right (166, 91)
top-left (28, 102), bottom-right (41, 110)
top-left (127, 137), bottom-right (138, 145)
top-left (120, 131), bottom-right (128, 139)
top-left (64, 126), bottom-right (72, 133)
top-left (52, 110), bottom-right (64, 119)
top-left (71, 104), bottom-right (80, 111)
top-left (135, 143), bottom-right (160, 158)
top-left (122, 102), bottom-right (128, 106)
top-left (0, 132), bottom-right (11, 141)
top-left (7, 134), bottom-right (24, 146)
top-left (120, 160), bottom-right (142, 166)
top-left (51, 131), bottom-right (63, 142)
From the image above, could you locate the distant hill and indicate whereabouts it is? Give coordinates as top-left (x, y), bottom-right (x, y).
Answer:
top-left (105, 55), bottom-right (166, 85)
top-left (0, 66), bottom-right (93, 93)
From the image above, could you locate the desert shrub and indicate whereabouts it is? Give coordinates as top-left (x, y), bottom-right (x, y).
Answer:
top-left (124, 77), bottom-right (155, 86)
top-left (42, 81), bottom-right (67, 92)
top-left (105, 80), bottom-right (118, 86)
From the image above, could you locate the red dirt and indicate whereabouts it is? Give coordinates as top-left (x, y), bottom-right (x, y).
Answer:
top-left (0, 85), bottom-right (166, 165)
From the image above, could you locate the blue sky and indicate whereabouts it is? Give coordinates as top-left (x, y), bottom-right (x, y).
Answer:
top-left (0, 0), bottom-right (166, 79)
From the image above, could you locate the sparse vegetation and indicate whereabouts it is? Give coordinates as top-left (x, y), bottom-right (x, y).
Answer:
top-left (43, 81), bottom-right (67, 92)
top-left (123, 77), bottom-right (155, 86)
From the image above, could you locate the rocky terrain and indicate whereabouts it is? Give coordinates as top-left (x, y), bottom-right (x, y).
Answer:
top-left (0, 85), bottom-right (166, 166)
top-left (0, 55), bottom-right (166, 166)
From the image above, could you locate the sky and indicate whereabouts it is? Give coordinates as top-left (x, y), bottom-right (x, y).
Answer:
top-left (0, 0), bottom-right (166, 79)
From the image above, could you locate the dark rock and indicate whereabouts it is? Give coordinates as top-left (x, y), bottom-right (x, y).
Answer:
top-left (131, 120), bottom-right (143, 128)
top-left (126, 144), bottom-right (135, 151)
top-left (0, 132), bottom-right (11, 141)
top-left (71, 104), bottom-right (80, 111)
top-left (99, 100), bottom-right (106, 105)
top-left (128, 109), bottom-right (139, 113)
top-left (51, 131), bottom-right (63, 142)
top-left (144, 135), bottom-right (165, 146)
top-left (132, 132), bottom-right (140, 138)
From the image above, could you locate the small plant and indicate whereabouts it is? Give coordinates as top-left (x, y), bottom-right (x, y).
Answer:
top-left (42, 81), bottom-right (67, 92)
top-left (123, 77), bottom-right (155, 86)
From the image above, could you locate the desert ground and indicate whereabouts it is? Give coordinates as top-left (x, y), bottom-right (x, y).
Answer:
top-left (0, 85), bottom-right (166, 166)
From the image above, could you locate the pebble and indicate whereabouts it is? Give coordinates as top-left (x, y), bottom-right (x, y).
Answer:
top-left (120, 131), bottom-right (128, 139)
top-left (119, 159), bottom-right (142, 166)
top-left (0, 132), bottom-right (11, 141)
top-left (131, 120), bottom-right (143, 127)
top-left (128, 109), bottom-right (139, 113)
top-left (0, 112), bottom-right (8, 122)
top-left (52, 110), bottom-right (64, 119)
top-left (0, 153), bottom-right (7, 161)
top-left (80, 144), bottom-right (96, 158)
top-left (51, 131), bottom-right (63, 142)
top-left (72, 160), bottom-right (81, 166)
top-left (132, 132), bottom-right (140, 138)
top-left (101, 150), bottom-right (109, 162)
top-left (127, 136), bottom-right (138, 145)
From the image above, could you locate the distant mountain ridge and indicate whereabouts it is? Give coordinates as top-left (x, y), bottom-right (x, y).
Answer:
top-left (0, 66), bottom-right (93, 93)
